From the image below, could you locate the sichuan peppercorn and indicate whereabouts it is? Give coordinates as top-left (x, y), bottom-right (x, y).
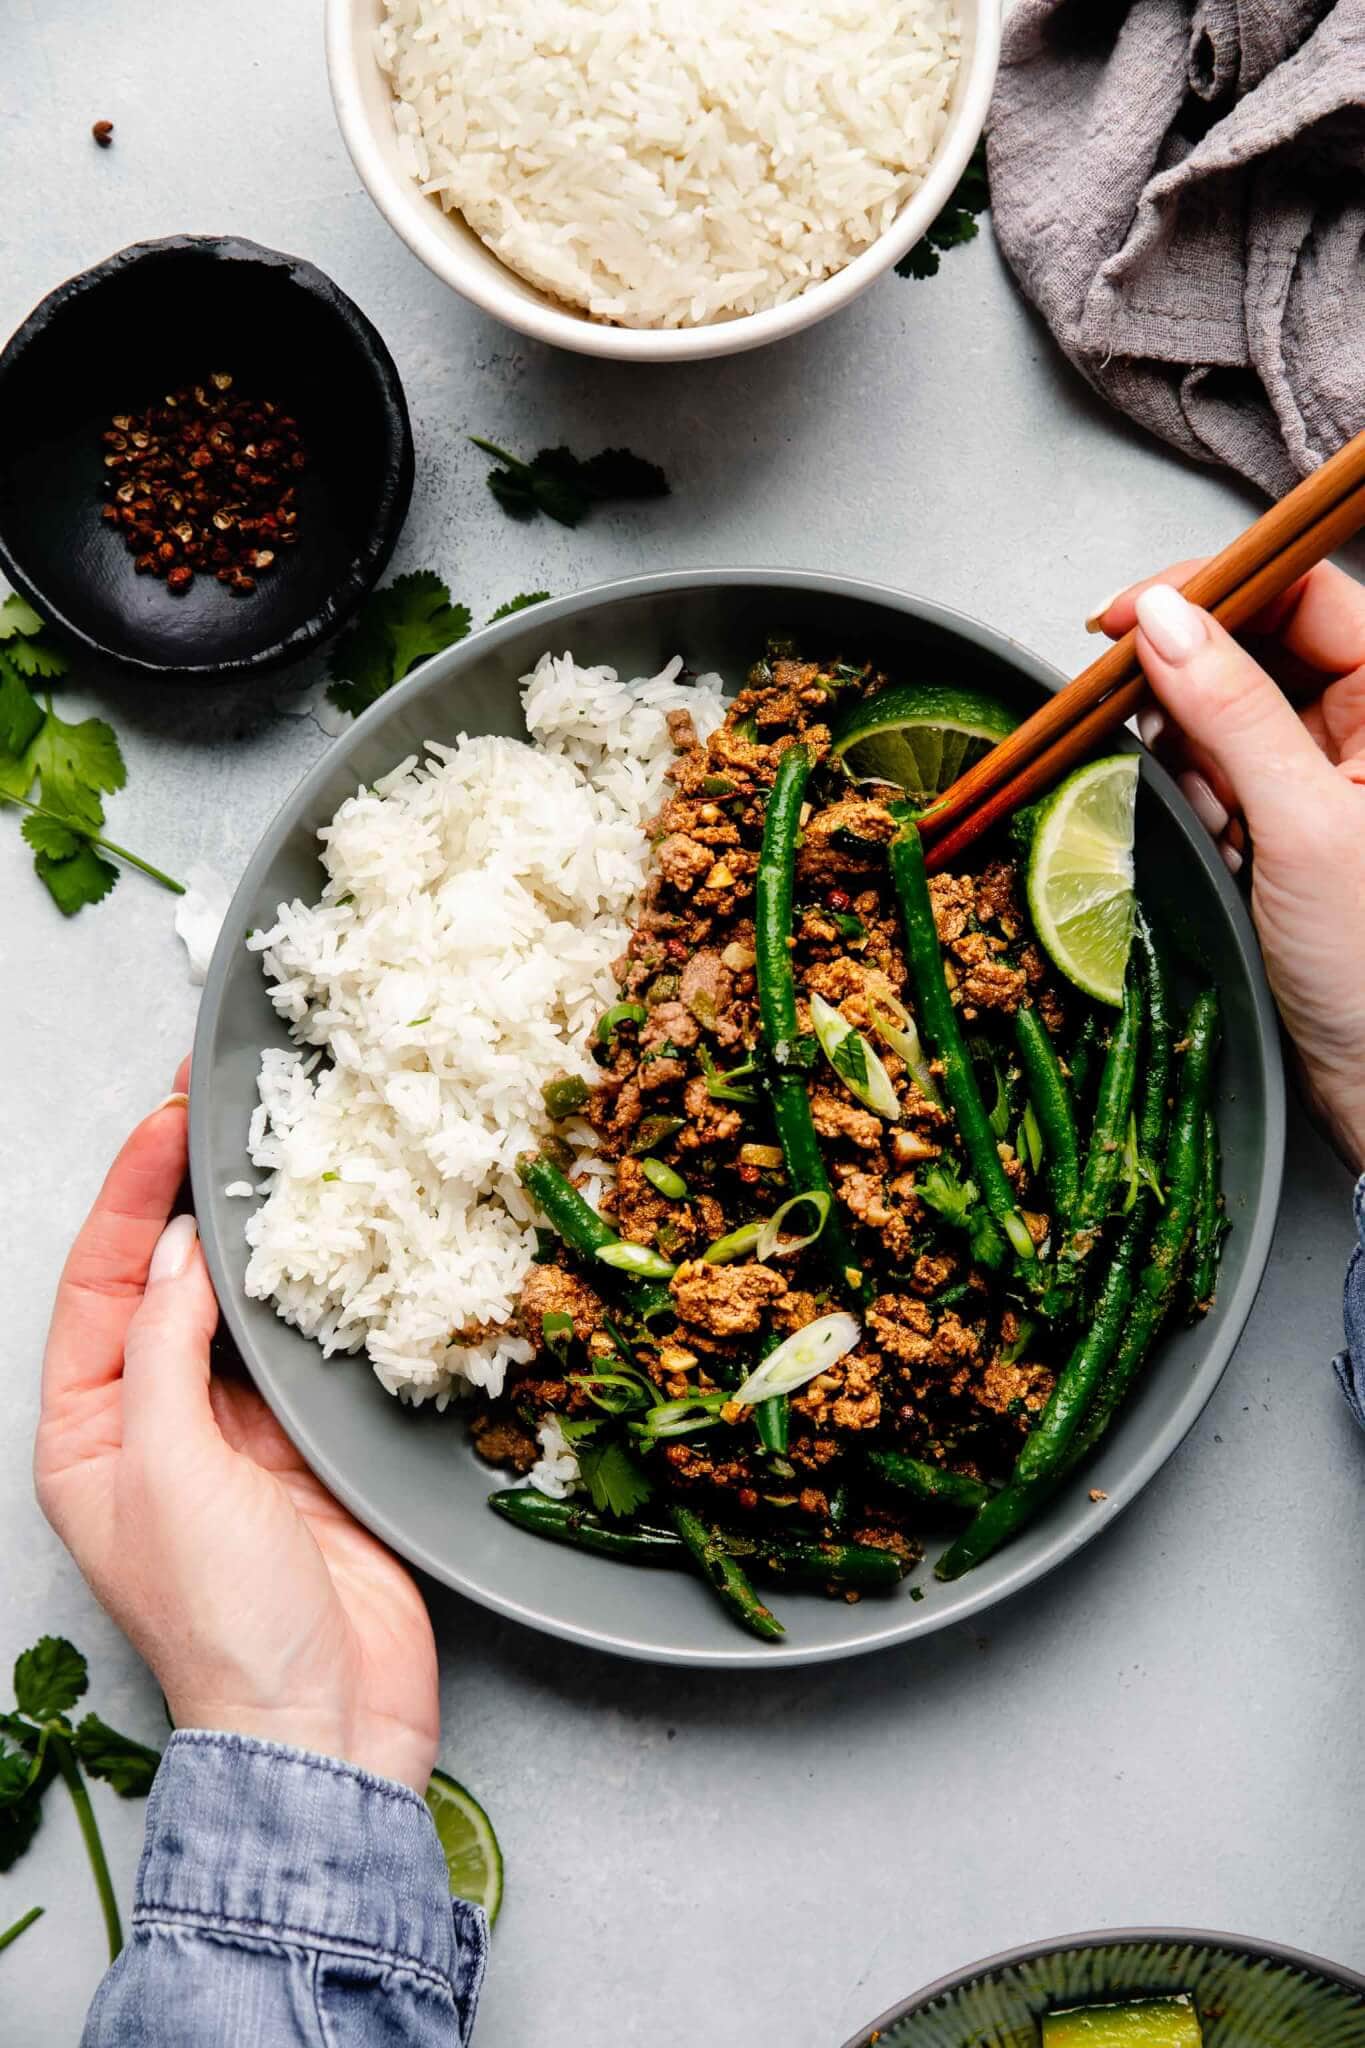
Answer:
top-left (97, 374), bottom-right (304, 596)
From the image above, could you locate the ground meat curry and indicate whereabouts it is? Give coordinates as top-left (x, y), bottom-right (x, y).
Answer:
top-left (477, 643), bottom-right (1226, 1638)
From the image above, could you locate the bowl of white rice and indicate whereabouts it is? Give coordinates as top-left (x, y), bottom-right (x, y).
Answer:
top-left (324, 0), bottom-right (1001, 360)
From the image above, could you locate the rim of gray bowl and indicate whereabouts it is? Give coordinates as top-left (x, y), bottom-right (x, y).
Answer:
top-left (840, 1925), bottom-right (1365, 2043)
top-left (189, 567), bottom-right (1286, 1668)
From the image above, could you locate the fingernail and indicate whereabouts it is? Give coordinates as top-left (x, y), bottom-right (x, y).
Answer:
top-left (1179, 771), bottom-right (1230, 837)
top-left (149, 1214), bottom-right (197, 1284)
top-left (1135, 584), bottom-right (1207, 662)
top-left (156, 1092), bottom-right (189, 1113)
top-left (1084, 588), bottom-right (1124, 634)
top-left (1137, 707), bottom-right (1166, 750)
top-left (1221, 839), bottom-right (1244, 877)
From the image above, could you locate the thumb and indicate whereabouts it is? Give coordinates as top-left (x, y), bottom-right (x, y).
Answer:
top-left (1134, 583), bottom-right (1335, 848)
top-left (120, 1215), bottom-right (221, 1448)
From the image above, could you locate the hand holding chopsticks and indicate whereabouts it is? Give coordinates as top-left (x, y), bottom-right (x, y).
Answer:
top-left (919, 427), bottom-right (1365, 874)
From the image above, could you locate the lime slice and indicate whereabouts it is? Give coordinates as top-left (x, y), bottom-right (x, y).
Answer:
top-left (831, 683), bottom-right (1018, 805)
top-left (425, 1768), bottom-right (504, 1924)
top-left (1044, 1995), bottom-right (1203, 2045)
top-left (1027, 754), bottom-right (1139, 1005)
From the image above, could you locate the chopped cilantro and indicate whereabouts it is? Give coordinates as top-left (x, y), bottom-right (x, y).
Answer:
top-left (896, 140), bottom-right (989, 281)
top-left (471, 437), bottom-right (669, 528)
top-left (327, 571), bottom-right (472, 717)
top-left (576, 1438), bottom-right (652, 1519)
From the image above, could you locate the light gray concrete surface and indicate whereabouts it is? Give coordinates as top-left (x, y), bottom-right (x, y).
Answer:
top-left (3, 5), bottom-right (1364, 2042)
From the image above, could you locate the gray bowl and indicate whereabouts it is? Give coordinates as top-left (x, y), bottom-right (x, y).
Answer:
top-left (841, 1927), bottom-right (1365, 2045)
top-left (189, 569), bottom-right (1285, 1668)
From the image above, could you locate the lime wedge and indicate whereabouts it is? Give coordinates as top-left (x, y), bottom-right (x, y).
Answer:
top-left (831, 683), bottom-right (1018, 806)
top-left (1027, 753), bottom-right (1139, 1005)
top-left (425, 1768), bottom-right (504, 1924)
top-left (1044, 1994), bottom-right (1203, 2045)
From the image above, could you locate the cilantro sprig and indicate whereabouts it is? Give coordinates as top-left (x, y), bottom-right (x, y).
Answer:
top-left (0, 1636), bottom-right (161, 1962)
top-left (896, 139), bottom-right (989, 281)
top-left (471, 438), bottom-right (668, 528)
top-left (326, 577), bottom-right (557, 719)
top-left (0, 597), bottom-right (183, 913)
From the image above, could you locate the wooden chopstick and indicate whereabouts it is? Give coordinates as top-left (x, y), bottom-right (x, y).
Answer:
top-left (912, 423), bottom-right (1365, 856)
top-left (918, 426), bottom-right (1365, 865)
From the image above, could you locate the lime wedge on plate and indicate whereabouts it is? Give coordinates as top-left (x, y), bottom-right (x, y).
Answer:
top-left (831, 683), bottom-right (1018, 806)
top-left (425, 1768), bottom-right (504, 1923)
top-left (1027, 754), bottom-right (1139, 1005)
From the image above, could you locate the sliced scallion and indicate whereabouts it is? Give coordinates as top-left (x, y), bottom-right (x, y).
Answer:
top-left (733, 1312), bottom-right (862, 1407)
top-left (809, 991), bottom-right (899, 1119)
top-left (755, 1190), bottom-right (831, 1262)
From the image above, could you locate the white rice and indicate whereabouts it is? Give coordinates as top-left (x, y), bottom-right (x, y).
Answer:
top-left (377, 0), bottom-right (961, 329)
top-left (240, 651), bottom-right (725, 1406)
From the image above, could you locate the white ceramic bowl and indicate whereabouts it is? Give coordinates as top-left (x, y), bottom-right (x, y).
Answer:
top-left (325, 0), bottom-right (1002, 362)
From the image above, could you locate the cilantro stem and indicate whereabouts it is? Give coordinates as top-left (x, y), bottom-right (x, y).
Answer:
top-left (0, 793), bottom-right (185, 895)
top-left (0, 1906), bottom-right (43, 1955)
top-left (467, 435), bottom-right (528, 475)
top-left (51, 1735), bottom-right (122, 1961)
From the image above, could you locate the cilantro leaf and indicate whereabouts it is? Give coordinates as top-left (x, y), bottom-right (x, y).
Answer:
top-left (578, 448), bottom-right (669, 501)
top-left (473, 436), bottom-right (669, 527)
top-left (35, 841), bottom-right (119, 915)
top-left (21, 809), bottom-right (81, 861)
top-left (0, 661), bottom-right (44, 760)
top-left (486, 468), bottom-right (540, 521)
top-left (489, 590), bottom-right (552, 623)
top-left (327, 571), bottom-right (472, 718)
top-left (27, 709), bottom-right (125, 834)
top-left (0, 593), bottom-right (43, 639)
top-left (896, 139), bottom-right (989, 282)
top-left (6, 634), bottom-right (68, 681)
top-left (918, 1161), bottom-right (976, 1229)
top-left (73, 1715), bottom-right (161, 1798)
top-left (0, 1791), bottom-right (42, 1873)
top-left (576, 1438), bottom-right (652, 1519)
top-left (0, 1742), bottom-right (33, 1806)
top-left (14, 1638), bottom-right (88, 1721)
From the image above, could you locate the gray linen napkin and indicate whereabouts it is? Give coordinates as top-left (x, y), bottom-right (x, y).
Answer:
top-left (988, 0), bottom-right (1365, 495)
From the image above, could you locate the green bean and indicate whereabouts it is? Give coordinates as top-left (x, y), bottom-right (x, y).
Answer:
top-left (489, 1490), bottom-right (683, 1565)
top-left (641, 1157), bottom-right (688, 1200)
top-left (1067, 1012), bottom-right (1105, 1132)
top-left (888, 823), bottom-right (1035, 1264)
top-left (1070, 988), bottom-right (1221, 1457)
top-left (1014, 1005), bottom-right (1079, 1233)
top-left (1186, 1107), bottom-right (1225, 1317)
top-left (516, 1153), bottom-right (673, 1321)
top-left (727, 1532), bottom-right (907, 1592)
top-left (755, 744), bottom-right (865, 1301)
top-left (864, 1449), bottom-right (994, 1515)
top-left (542, 1074), bottom-right (589, 1120)
top-left (936, 956), bottom-right (1194, 1578)
top-left (669, 1505), bottom-right (786, 1641)
top-left (492, 1493), bottom-right (902, 1600)
top-left (1051, 971), bottom-right (1141, 1299)
top-left (751, 1331), bottom-right (788, 1455)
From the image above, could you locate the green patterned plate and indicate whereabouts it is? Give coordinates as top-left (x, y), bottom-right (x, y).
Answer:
top-left (844, 1931), bottom-right (1365, 2047)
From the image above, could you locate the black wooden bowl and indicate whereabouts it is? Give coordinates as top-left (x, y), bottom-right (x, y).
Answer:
top-left (0, 235), bottom-right (413, 678)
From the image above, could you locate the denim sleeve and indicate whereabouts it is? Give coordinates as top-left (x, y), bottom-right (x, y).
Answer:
top-left (82, 1731), bottom-right (487, 2048)
top-left (1332, 1174), bottom-right (1365, 1428)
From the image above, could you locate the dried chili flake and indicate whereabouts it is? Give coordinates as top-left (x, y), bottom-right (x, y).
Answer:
top-left (97, 374), bottom-right (304, 597)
